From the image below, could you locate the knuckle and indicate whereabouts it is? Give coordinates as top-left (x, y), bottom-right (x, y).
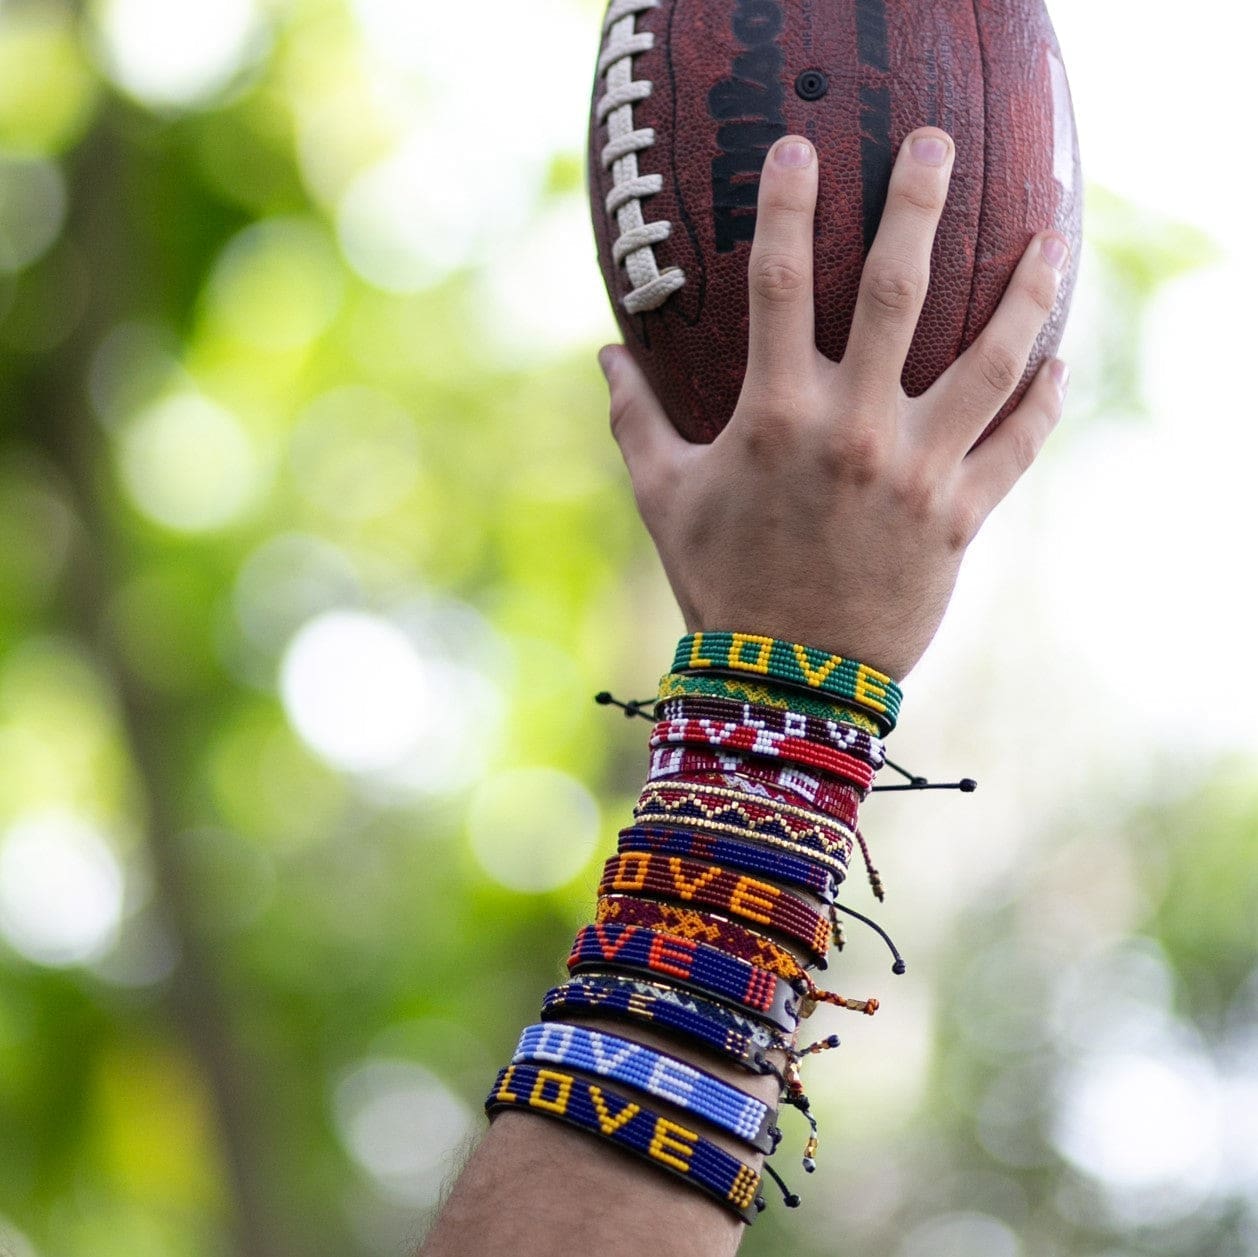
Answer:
top-left (607, 390), bottom-right (636, 445)
top-left (975, 342), bottom-right (1023, 396)
top-left (1023, 270), bottom-right (1059, 317)
top-left (890, 463), bottom-right (940, 519)
top-left (1006, 422), bottom-right (1043, 476)
top-left (947, 500), bottom-right (983, 552)
top-left (830, 422), bottom-right (886, 484)
top-left (861, 260), bottom-right (925, 320)
top-left (891, 175), bottom-right (946, 216)
top-left (749, 250), bottom-right (809, 304)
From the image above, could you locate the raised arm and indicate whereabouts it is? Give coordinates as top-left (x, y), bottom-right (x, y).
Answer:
top-left (418, 127), bottom-right (1068, 1257)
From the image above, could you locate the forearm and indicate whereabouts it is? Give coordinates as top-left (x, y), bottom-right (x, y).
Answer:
top-left (420, 1015), bottom-right (784, 1257)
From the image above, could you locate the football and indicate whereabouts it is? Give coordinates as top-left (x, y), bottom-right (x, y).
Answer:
top-left (588, 0), bottom-right (1082, 444)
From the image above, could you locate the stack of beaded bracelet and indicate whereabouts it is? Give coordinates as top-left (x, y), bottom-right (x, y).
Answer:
top-left (484, 632), bottom-right (898, 1224)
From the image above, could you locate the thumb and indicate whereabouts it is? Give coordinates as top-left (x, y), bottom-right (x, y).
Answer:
top-left (599, 345), bottom-right (685, 494)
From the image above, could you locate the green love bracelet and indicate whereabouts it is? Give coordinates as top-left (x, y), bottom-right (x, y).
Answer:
top-left (670, 633), bottom-right (902, 731)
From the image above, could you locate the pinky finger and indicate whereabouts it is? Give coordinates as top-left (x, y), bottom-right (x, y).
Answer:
top-left (960, 357), bottom-right (1069, 517)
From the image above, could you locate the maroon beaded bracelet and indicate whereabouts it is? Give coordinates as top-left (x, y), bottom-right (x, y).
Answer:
top-left (650, 718), bottom-right (875, 792)
top-left (647, 750), bottom-right (864, 828)
top-left (596, 894), bottom-right (815, 985)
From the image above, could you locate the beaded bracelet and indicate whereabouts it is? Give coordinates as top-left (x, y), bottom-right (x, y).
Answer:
top-left (648, 751), bottom-right (862, 828)
top-left (639, 775), bottom-right (855, 865)
top-left (657, 671), bottom-right (883, 736)
top-left (671, 633), bottom-right (902, 730)
top-left (657, 696), bottom-right (886, 768)
top-left (513, 1022), bottom-right (780, 1153)
top-left (541, 975), bottom-right (791, 1072)
top-left (595, 899), bottom-right (880, 1019)
top-left (486, 1064), bottom-right (764, 1223)
top-left (597, 895), bottom-right (816, 986)
top-left (568, 923), bottom-right (803, 1033)
top-left (619, 825), bottom-right (839, 903)
top-left (598, 853), bottom-right (833, 963)
top-left (650, 718), bottom-right (875, 792)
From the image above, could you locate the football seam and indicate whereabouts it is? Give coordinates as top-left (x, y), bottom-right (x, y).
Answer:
top-left (595, 0), bottom-right (687, 314)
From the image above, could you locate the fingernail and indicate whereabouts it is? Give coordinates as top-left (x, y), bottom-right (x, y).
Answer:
top-left (910, 135), bottom-right (949, 165)
top-left (1051, 358), bottom-right (1070, 397)
top-left (775, 139), bottom-right (813, 168)
top-left (1041, 234), bottom-right (1069, 271)
top-left (597, 347), bottom-right (615, 380)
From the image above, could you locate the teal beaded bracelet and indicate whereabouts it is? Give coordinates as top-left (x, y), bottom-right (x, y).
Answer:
top-left (670, 633), bottom-right (902, 731)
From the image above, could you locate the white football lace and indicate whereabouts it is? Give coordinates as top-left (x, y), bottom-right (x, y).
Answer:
top-left (596, 0), bottom-right (686, 314)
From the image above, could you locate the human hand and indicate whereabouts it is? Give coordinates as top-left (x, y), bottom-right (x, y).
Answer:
top-left (600, 129), bottom-right (1069, 682)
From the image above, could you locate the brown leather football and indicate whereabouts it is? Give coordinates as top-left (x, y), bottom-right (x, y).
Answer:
top-left (588, 0), bottom-right (1082, 444)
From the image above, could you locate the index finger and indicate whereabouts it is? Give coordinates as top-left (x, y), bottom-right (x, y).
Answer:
top-left (741, 135), bottom-right (819, 405)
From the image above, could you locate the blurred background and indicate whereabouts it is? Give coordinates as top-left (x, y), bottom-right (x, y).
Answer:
top-left (0, 0), bottom-right (1254, 1254)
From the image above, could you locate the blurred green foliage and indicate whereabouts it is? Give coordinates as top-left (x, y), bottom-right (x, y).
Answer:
top-left (0, 4), bottom-right (1252, 1257)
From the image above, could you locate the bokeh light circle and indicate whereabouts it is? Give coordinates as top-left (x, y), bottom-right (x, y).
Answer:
top-left (0, 156), bottom-right (66, 274)
top-left (207, 217), bottom-right (344, 351)
top-left (333, 1058), bottom-right (475, 1206)
top-left (118, 392), bottom-right (263, 532)
top-left (92, 0), bottom-right (264, 108)
top-left (280, 610), bottom-right (433, 773)
top-left (0, 810), bottom-right (125, 967)
top-left (467, 768), bottom-right (600, 893)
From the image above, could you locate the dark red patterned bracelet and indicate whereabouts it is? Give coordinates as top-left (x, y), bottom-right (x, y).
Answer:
top-left (619, 825), bottom-right (839, 902)
top-left (597, 894), bottom-right (815, 985)
top-left (660, 771), bottom-right (862, 830)
top-left (658, 695), bottom-right (886, 768)
top-left (650, 719), bottom-right (875, 792)
top-left (647, 751), bottom-right (863, 827)
top-left (598, 853), bottom-right (832, 964)
top-left (595, 898), bottom-right (880, 1018)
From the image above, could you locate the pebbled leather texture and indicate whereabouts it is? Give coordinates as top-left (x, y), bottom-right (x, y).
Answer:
top-left (588, 0), bottom-right (1083, 444)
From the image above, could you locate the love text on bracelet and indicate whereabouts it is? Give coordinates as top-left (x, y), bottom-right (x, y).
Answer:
top-left (541, 975), bottom-right (790, 1071)
top-left (568, 922), bottom-right (803, 1033)
top-left (598, 853), bottom-right (833, 964)
top-left (619, 825), bottom-right (838, 902)
top-left (486, 1065), bottom-right (765, 1222)
top-left (657, 671), bottom-right (883, 736)
top-left (650, 718), bottom-right (875, 792)
top-left (513, 1022), bottom-right (780, 1152)
top-left (671, 633), bottom-right (902, 730)
top-left (658, 695), bottom-right (886, 767)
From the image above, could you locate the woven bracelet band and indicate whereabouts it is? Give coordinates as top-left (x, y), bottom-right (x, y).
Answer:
top-left (597, 895), bottom-right (814, 986)
top-left (598, 853), bottom-right (833, 964)
top-left (647, 750), bottom-right (863, 828)
top-left (568, 923), bottom-right (803, 1034)
top-left (657, 671), bottom-right (883, 736)
top-left (671, 632), bottom-right (902, 730)
top-left (513, 1022), bottom-right (780, 1153)
top-left (658, 696), bottom-right (886, 767)
top-left (486, 1064), bottom-right (764, 1223)
top-left (541, 976), bottom-right (790, 1073)
top-left (635, 781), bottom-right (855, 861)
top-left (650, 718), bottom-right (875, 792)
top-left (619, 825), bottom-right (839, 903)
top-left (595, 898), bottom-right (881, 1019)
